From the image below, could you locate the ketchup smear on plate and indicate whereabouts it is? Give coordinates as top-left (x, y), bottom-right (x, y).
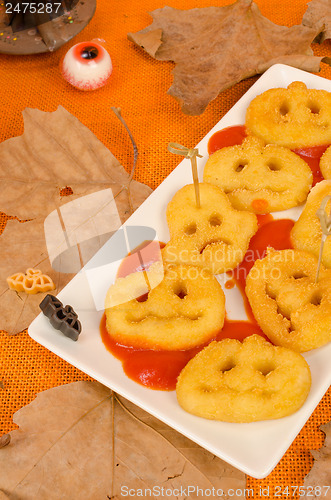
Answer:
top-left (100, 125), bottom-right (329, 391)
top-left (208, 124), bottom-right (329, 186)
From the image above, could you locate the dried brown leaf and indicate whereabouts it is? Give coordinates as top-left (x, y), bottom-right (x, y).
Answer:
top-left (0, 435), bottom-right (10, 449)
top-left (0, 381), bottom-right (245, 499)
top-left (0, 106), bottom-right (152, 335)
top-left (128, 0), bottom-right (327, 115)
top-left (0, 218), bottom-right (71, 334)
top-left (304, 422), bottom-right (331, 499)
top-left (303, 0), bottom-right (331, 43)
top-left (116, 396), bottom-right (246, 500)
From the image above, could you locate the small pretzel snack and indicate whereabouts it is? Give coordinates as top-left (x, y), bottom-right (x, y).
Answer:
top-left (292, 181), bottom-right (331, 268)
top-left (176, 335), bottom-right (311, 422)
top-left (246, 249), bottom-right (331, 352)
top-left (203, 136), bottom-right (312, 213)
top-left (245, 81), bottom-right (331, 148)
top-left (7, 268), bottom-right (55, 294)
top-left (105, 264), bottom-right (225, 350)
top-left (162, 183), bottom-right (258, 274)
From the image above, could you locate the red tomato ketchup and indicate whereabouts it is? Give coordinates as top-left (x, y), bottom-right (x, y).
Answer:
top-left (208, 125), bottom-right (247, 153)
top-left (117, 240), bottom-right (165, 278)
top-left (228, 216), bottom-right (294, 322)
top-left (292, 144), bottom-right (329, 186)
top-left (207, 124), bottom-right (329, 186)
top-left (100, 218), bottom-right (293, 391)
top-left (100, 313), bottom-right (268, 391)
top-left (100, 314), bottom-right (197, 391)
top-left (100, 126), bottom-right (328, 391)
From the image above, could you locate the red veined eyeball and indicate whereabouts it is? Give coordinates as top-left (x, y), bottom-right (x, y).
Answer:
top-left (61, 41), bottom-right (112, 91)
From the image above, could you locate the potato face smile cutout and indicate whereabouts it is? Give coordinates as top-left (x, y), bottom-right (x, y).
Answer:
top-left (246, 249), bottom-right (331, 352)
top-left (245, 81), bottom-right (331, 148)
top-left (162, 183), bottom-right (258, 274)
top-left (105, 264), bottom-right (225, 351)
top-left (203, 136), bottom-right (312, 213)
top-left (292, 180), bottom-right (331, 268)
top-left (176, 335), bottom-right (311, 422)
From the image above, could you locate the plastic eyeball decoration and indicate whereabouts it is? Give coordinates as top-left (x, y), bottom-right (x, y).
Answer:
top-left (61, 41), bottom-right (112, 91)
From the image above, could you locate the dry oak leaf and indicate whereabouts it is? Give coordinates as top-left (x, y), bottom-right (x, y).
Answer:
top-left (128, 0), bottom-right (328, 115)
top-left (0, 381), bottom-right (246, 500)
top-left (303, 0), bottom-right (331, 43)
top-left (116, 396), bottom-right (247, 500)
top-left (304, 422), bottom-right (331, 499)
top-left (0, 106), bottom-right (152, 335)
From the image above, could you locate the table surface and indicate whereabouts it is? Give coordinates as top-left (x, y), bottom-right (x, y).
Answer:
top-left (1, 0), bottom-right (331, 496)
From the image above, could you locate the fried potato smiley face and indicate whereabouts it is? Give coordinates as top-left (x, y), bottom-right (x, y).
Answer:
top-left (176, 335), bottom-right (311, 422)
top-left (203, 136), bottom-right (312, 213)
top-left (291, 180), bottom-right (331, 268)
top-left (105, 264), bottom-right (225, 351)
top-left (245, 81), bottom-right (331, 148)
top-left (162, 183), bottom-right (258, 274)
top-left (246, 249), bottom-right (331, 352)
top-left (320, 145), bottom-right (331, 180)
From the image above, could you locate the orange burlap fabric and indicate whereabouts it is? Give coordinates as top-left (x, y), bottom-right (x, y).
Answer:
top-left (1, 0), bottom-right (331, 496)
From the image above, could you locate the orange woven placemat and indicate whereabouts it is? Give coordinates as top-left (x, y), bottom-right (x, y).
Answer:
top-left (1, 0), bottom-right (331, 496)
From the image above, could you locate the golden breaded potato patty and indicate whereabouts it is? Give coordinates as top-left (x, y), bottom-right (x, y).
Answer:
top-left (246, 249), bottom-right (331, 352)
top-left (291, 180), bottom-right (331, 268)
top-left (162, 183), bottom-right (258, 274)
top-left (105, 264), bottom-right (225, 350)
top-left (245, 81), bottom-right (331, 148)
top-left (176, 335), bottom-right (311, 422)
top-left (203, 136), bottom-right (312, 213)
top-left (320, 145), bottom-right (331, 180)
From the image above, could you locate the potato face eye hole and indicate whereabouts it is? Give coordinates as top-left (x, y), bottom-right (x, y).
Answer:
top-left (266, 160), bottom-right (282, 171)
top-left (308, 101), bottom-right (321, 114)
top-left (173, 282), bottom-right (187, 299)
top-left (201, 385), bottom-right (214, 393)
top-left (266, 284), bottom-right (277, 300)
top-left (292, 272), bottom-right (308, 279)
top-left (279, 101), bottom-right (290, 116)
top-left (209, 214), bottom-right (222, 227)
top-left (220, 358), bottom-right (236, 372)
top-left (310, 292), bottom-right (322, 306)
top-left (257, 362), bottom-right (275, 376)
top-left (184, 223), bottom-right (197, 235)
top-left (235, 160), bottom-right (248, 172)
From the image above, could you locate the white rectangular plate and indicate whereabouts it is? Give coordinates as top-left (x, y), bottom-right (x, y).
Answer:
top-left (29, 64), bottom-right (331, 479)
